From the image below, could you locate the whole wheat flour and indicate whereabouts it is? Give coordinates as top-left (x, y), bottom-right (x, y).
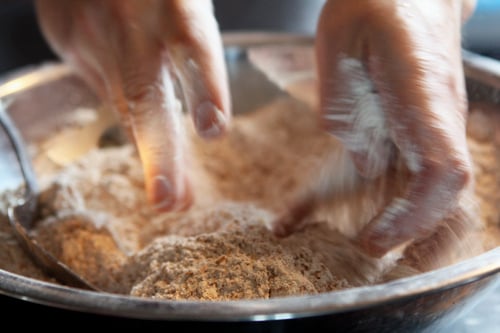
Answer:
top-left (0, 95), bottom-right (498, 300)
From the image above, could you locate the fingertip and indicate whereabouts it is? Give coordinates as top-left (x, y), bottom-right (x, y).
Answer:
top-left (272, 225), bottom-right (286, 238)
top-left (149, 174), bottom-right (193, 213)
top-left (272, 198), bottom-right (315, 238)
top-left (193, 101), bottom-right (229, 139)
top-left (272, 214), bottom-right (292, 238)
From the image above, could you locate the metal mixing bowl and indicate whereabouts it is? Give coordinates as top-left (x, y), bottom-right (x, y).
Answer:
top-left (0, 33), bottom-right (499, 332)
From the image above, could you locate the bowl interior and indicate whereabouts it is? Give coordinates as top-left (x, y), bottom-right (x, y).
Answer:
top-left (0, 34), bottom-right (499, 324)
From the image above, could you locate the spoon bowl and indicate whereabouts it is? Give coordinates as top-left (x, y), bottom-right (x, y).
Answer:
top-left (0, 104), bottom-right (98, 291)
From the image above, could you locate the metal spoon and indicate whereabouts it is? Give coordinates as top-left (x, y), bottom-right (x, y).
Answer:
top-left (0, 104), bottom-right (99, 291)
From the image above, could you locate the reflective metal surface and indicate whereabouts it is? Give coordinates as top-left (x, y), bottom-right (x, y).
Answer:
top-left (0, 33), bottom-right (499, 332)
top-left (0, 106), bottom-right (98, 291)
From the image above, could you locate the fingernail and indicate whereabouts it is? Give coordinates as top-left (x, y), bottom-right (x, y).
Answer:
top-left (194, 101), bottom-right (227, 139)
top-left (151, 175), bottom-right (193, 212)
top-left (151, 175), bottom-right (175, 211)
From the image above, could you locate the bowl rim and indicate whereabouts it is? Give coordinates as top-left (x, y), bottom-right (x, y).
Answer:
top-left (0, 32), bottom-right (499, 321)
top-left (0, 248), bottom-right (498, 321)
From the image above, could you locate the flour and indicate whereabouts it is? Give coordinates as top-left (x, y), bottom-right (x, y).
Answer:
top-left (0, 94), bottom-right (497, 300)
top-left (31, 96), bottom-right (388, 297)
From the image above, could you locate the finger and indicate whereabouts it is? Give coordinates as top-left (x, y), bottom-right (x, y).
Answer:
top-left (315, 7), bottom-right (393, 179)
top-left (356, 8), bottom-right (472, 256)
top-left (356, 159), bottom-right (471, 257)
top-left (462, 0), bottom-right (477, 22)
top-left (273, 195), bottom-right (316, 238)
top-left (117, 65), bottom-right (193, 212)
top-left (168, 1), bottom-right (231, 139)
top-left (97, 2), bottom-right (197, 212)
top-left (397, 202), bottom-right (481, 272)
top-left (272, 147), bottom-right (361, 237)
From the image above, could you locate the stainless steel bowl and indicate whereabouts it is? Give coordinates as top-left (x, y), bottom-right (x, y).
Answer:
top-left (0, 33), bottom-right (499, 332)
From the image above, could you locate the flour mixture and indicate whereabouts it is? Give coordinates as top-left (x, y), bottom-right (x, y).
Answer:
top-left (0, 88), bottom-right (498, 301)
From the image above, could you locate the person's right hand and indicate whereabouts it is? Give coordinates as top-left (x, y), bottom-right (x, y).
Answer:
top-left (35, 0), bottom-right (231, 212)
top-left (273, 0), bottom-right (477, 257)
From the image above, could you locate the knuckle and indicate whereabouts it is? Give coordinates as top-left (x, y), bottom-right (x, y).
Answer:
top-left (448, 157), bottom-right (473, 190)
top-left (422, 154), bottom-right (472, 193)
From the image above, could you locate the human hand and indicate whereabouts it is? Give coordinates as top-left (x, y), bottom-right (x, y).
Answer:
top-left (273, 0), bottom-right (477, 257)
top-left (35, 0), bottom-right (231, 212)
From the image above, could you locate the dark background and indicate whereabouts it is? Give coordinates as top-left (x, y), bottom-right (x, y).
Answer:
top-left (0, 0), bottom-right (324, 75)
top-left (0, 0), bottom-right (55, 74)
top-left (1, 0), bottom-right (499, 76)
